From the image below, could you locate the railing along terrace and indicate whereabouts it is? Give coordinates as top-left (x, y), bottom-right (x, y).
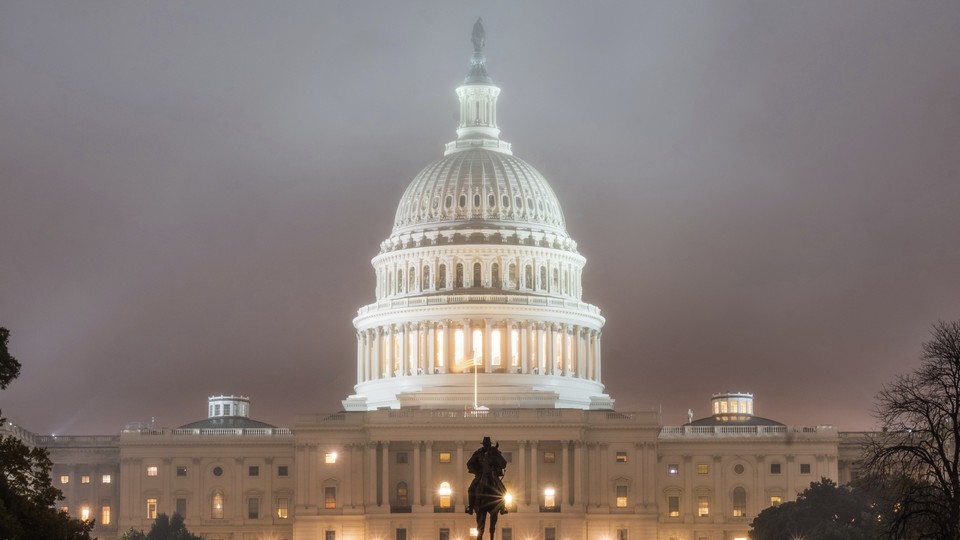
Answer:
top-left (659, 425), bottom-right (837, 438)
top-left (357, 294), bottom-right (601, 316)
top-left (308, 408), bottom-right (654, 426)
top-left (121, 427), bottom-right (292, 436)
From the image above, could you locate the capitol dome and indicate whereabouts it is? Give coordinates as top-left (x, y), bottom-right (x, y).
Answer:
top-left (343, 20), bottom-right (612, 412)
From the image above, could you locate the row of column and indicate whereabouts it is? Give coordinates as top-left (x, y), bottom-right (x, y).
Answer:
top-left (356, 320), bottom-right (601, 383)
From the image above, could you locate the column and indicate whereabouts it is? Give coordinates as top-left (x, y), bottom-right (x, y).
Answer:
top-left (561, 326), bottom-right (569, 376)
top-left (561, 441), bottom-right (570, 506)
top-left (755, 454), bottom-right (766, 517)
top-left (521, 322), bottom-right (530, 374)
top-left (633, 443), bottom-right (643, 509)
top-left (518, 441), bottom-right (527, 505)
top-left (341, 448), bottom-right (351, 508)
top-left (545, 324), bottom-right (555, 375)
top-left (380, 442), bottom-right (390, 507)
top-left (484, 319), bottom-right (493, 373)
top-left (427, 323), bottom-right (436, 374)
top-left (574, 441), bottom-right (583, 506)
top-left (385, 326), bottom-right (395, 378)
top-left (530, 440), bottom-right (539, 508)
top-left (400, 324), bottom-right (408, 376)
top-left (413, 441), bottom-right (422, 506)
top-left (713, 455), bottom-right (723, 515)
top-left (786, 454), bottom-right (795, 498)
top-left (599, 443), bottom-right (609, 507)
top-left (440, 321), bottom-right (450, 374)
top-left (464, 319), bottom-right (473, 362)
top-left (295, 445), bottom-right (308, 508)
top-left (425, 441), bottom-right (434, 508)
top-left (596, 331), bottom-right (602, 381)
top-left (366, 443), bottom-right (377, 507)
top-left (373, 328), bottom-right (382, 379)
top-left (456, 442), bottom-right (465, 509)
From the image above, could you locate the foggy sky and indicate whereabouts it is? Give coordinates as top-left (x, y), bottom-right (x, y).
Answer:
top-left (1, 1), bottom-right (958, 435)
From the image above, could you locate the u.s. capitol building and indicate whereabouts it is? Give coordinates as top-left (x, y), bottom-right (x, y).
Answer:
top-left (6, 21), bottom-right (864, 540)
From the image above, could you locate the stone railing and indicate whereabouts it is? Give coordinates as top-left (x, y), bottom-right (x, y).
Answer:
top-left (301, 408), bottom-right (657, 427)
top-left (121, 427), bottom-right (292, 437)
top-left (659, 424), bottom-right (837, 438)
top-left (357, 294), bottom-right (602, 317)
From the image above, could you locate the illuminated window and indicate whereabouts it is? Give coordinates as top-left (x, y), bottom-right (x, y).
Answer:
top-left (61, 506), bottom-right (68, 513)
top-left (224, 403), bottom-right (231, 415)
top-left (101, 474), bottom-right (111, 483)
top-left (439, 452), bottom-right (451, 463)
top-left (397, 482), bottom-right (409, 506)
top-left (80, 506), bottom-right (90, 521)
top-left (544, 487), bottom-right (556, 508)
top-left (212, 492), bottom-right (224, 519)
top-left (472, 329), bottom-right (482, 362)
top-left (147, 466), bottom-right (158, 477)
top-left (325, 487), bottom-right (337, 509)
top-left (800, 463), bottom-right (811, 474)
top-left (325, 452), bottom-right (337, 464)
top-left (668, 495), bottom-right (680, 517)
top-left (543, 451), bottom-right (556, 464)
top-left (248, 497), bottom-right (259, 519)
top-left (770, 463), bottom-right (781, 474)
top-left (396, 452), bottom-right (408, 464)
top-left (81, 475), bottom-right (90, 484)
top-left (146, 498), bottom-right (158, 520)
top-left (553, 332), bottom-right (562, 367)
top-left (697, 463), bottom-right (709, 475)
top-left (511, 329), bottom-right (519, 365)
top-left (616, 485), bottom-right (628, 507)
top-left (438, 482), bottom-right (452, 508)
top-left (454, 329), bottom-right (465, 363)
top-left (667, 464), bottom-right (679, 476)
top-left (176, 466), bottom-right (187, 477)
top-left (732, 487), bottom-right (747, 517)
top-left (176, 498), bottom-right (186, 516)
top-left (491, 329), bottom-right (501, 366)
top-left (436, 328), bottom-right (445, 367)
top-left (60, 475), bottom-right (69, 484)
top-left (277, 497), bottom-right (289, 518)
top-left (770, 495), bottom-right (782, 506)
top-left (616, 451), bottom-right (628, 463)
top-left (248, 465), bottom-right (259, 477)
top-left (101, 505), bottom-right (110, 525)
top-left (698, 495), bottom-right (709, 517)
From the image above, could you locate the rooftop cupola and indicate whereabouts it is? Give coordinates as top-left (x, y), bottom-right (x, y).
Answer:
top-left (447, 18), bottom-right (512, 155)
top-left (207, 395), bottom-right (250, 419)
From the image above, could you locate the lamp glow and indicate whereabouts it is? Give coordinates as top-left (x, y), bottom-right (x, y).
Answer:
top-left (504, 492), bottom-right (513, 505)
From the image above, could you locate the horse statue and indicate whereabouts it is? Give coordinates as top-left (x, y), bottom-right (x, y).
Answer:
top-left (466, 436), bottom-right (508, 540)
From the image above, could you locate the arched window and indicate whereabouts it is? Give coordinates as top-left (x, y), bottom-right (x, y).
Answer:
top-left (454, 329), bottom-right (465, 364)
top-left (491, 263), bottom-right (501, 288)
top-left (445, 195), bottom-right (453, 209)
top-left (525, 265), bottom-right (533, 289)
top-left (439, 264), bottom-right (447, 289)
top-left (540, 267), bottom-right (547, 290)
top-left (455, 264), bottom-right (464, 288)
top-left (459, 194), bottom-right (466, 208)
top-left (397, 482), bottom-right (409, 506)
top-left (409, 268), bottom-right (415, 291)
top-left (438, 482), bottom-right (452, 508)
top-left (474, 194), bottom-right (481, 208)
top-left (211, 491), bottom-right (224, 519)
top-left (473, 263), bottom-right (482, 287)
top-left (553, 268), bottom-right (559, 291)
top-left (472, 329), bottom-right (483, 363)
top-left (488, 193), bottom-right (496, 207)
top-left (509, 264), bottom-right (518, 289)
top-left (732, 487), bottom-right (747, 517)
top-left (397, 270), bottom-right (403, 293)
top-left (422, 266), bottom-right (430, 290)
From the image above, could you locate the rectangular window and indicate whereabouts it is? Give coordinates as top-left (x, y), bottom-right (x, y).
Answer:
top-left (325, 452), bottom-right (337, 464)
top-left (616, 451), bottom-right (628, 463)
top-left (277, 497), bottom-right (289, 519)
top-left (176, 498), bottom-right (187, 516)
top-left (770, 495), bottom-right (782, 506)
top-left (101, 505), bottom-right (111, 525)
top-left (248, 465), bottom-right (259, 477)
top-left (81, 475), bottom-right (90, 484)
top-left (800, 463), bottom-right (811, 474)
top-left (439, 528), bottom-right (450, 540)
top-left (543, 451), bottom-right (556, 464)
top-left (545, 528), bottom-right (556, 540)
top-left (324, 486), bottom-right (337, 509)
top-left (396, 528), bottom-right (407, 540)
top-left (61, 506), bottom-right (68, 513)
top-left (697, 463), bottom-right (709, 475)
top-left (278, 465), bottom-right (289, 476)
top-left (248, 498), bottom-right (259, 519)
top-left (326, 532), bottom-right (336, 540)
top-left (770, 463), bottom-right (782, 474)
top-left (668, 495), bottom-right (680, 517)
top-left (438, 452), bottom-right (451, 463)
top-left (176, 466), bottom-right (187, 477)
top-left (60, 475), bottom-right (70, 484)
top-left (223, 404), bottom-right (231, 415)
top-left (502, 528), bottom-right (512, 540)
top-left (667, 464), bottom-right (679, 476)
top-left (101, 474), bottom-right (111, 484)
top-left (146, 498), bottom-right (158, 519)
top-left (80, 506), bottom-right (90, 521)
top-left (698, 495), bottom-right (709, 517)
top-left (396, 452), bottom-right (409, 464)
top-left (617, 530), bottom-right (628, 540)
top-left (616, 485), bottom-right (628, 507)
top-left (147, 466), bottom-right (158, 477)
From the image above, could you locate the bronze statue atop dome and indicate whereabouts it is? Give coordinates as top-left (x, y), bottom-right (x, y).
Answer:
top-left (472, 18), bottom-right (486, 53)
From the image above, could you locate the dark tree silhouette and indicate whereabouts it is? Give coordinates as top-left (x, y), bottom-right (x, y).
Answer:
top-left (118, 513), bottom-right (202, 540)
top-left (749, 478), bottom-right (882, 540)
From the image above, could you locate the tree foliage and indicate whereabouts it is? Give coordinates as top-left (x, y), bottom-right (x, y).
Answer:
top-left (119, 513), bottom-right (202, 540)
top-left (0, 327), bottom-right (93, 539)
top-left (749, 478), bottom-right (882, 540)
top-left (865, 320), bottom-right (960, 539)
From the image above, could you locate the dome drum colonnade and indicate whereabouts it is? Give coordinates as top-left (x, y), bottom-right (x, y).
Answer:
top-left (343, 22), bottom-right (612, 411)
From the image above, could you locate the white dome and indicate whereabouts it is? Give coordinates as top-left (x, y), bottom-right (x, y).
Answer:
top-left (392, 148), bottom-right (567, 237)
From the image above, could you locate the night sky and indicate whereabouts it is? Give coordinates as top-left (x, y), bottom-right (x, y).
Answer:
top-left (1, 1), bottom-right (958, 435)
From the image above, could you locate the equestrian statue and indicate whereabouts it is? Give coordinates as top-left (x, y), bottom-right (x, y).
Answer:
top-left (466, 436), bottom-right (508, 540)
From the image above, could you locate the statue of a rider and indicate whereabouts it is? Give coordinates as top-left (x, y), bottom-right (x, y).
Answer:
top-left (465, 436), bottom-right (507, 515)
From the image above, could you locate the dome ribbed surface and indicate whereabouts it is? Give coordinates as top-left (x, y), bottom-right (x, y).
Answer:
top-left (392, 148), bottom-right (566, 235)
